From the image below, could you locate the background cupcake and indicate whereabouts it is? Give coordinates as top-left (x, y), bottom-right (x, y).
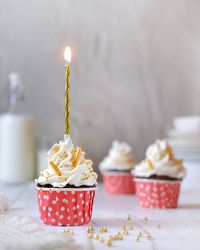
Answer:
top-left (133, 140), bottom-right (186, 208)
top-left (35, 136), bottom-right (98, 226)
top-left (99, 141), bottom-right (135, 195)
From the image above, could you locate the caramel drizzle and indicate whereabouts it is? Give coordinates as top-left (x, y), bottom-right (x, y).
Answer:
top-left (72, 147), bottom-right (82, 167)
top-left (49, 161), bottom-right (62, 176)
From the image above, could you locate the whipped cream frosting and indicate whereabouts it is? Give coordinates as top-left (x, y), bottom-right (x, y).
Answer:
top-left (133, 140), bottom-right (186, 179)
top-left (99, 141), bottom-right (135, 171)
top-left (36, 136), bottom-right (98, 188)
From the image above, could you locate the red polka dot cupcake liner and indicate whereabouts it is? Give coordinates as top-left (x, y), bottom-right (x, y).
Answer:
top-left (134, 178), bottom-right (181, 208)
top-left (36, 187), bottom-right (97, 226)
top-left (102, 171), bottom-right (135, 195)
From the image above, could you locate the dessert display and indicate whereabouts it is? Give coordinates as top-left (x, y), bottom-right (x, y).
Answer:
top-left (133, 140), bottom-right (186, 208)
top-left (99, 141), bottom-right (135, 195)
top-left (36, 136), bottom-right (98, 226)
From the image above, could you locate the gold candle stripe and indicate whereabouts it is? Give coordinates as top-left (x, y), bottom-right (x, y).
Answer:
top-left (65, 64), bottom-right (70, 135)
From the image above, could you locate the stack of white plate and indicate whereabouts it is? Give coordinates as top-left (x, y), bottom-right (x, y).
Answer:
top-left (167, 116), bottom-right (200, 160)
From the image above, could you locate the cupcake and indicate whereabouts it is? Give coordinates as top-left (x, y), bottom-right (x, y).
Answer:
top-left (99, 141), bottom-right (135, 195)
top-left (35, 135), bottom-right (98, 226)
top-left (133, 140), bottom-right (186, 208)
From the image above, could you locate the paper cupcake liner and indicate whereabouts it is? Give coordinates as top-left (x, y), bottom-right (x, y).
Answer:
top-left (134, 178), bottom-right (181, 208)
top-left (102, 171), bottom-right (135, 195)
top-left (37, 187), bottom-right (97, 226)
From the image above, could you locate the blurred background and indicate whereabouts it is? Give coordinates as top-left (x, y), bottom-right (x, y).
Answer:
top-left (0, 0), bottom-right (200, 182)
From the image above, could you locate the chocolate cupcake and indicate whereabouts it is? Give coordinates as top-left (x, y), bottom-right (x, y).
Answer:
top-left (99, 141), bottom-right (135, 195)
top-left (35, 136), bottom-right (98, 226)
top-left (133, 140), bottom-right (186, 208)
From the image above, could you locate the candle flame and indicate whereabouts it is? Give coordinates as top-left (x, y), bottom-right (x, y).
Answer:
top-left (64, 46), bottom-right (71, 63)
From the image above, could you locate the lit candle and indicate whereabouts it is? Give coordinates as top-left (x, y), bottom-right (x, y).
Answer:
top-left (64, 46), bottom-right (71, 136)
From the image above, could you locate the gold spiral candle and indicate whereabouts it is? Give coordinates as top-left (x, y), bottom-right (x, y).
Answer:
top-left (64, 46), bottom-right (71, 135)
top-left (65, 64), bottom-right (70, 135)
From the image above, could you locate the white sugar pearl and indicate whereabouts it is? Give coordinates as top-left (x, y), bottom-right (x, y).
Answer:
top-left (52, 200), bottom-right (56, 204)
top-left (72, 198), bottom-right (76, 203)
top-left (67, 216), bottom-right (71, 220)
top-left (59, 215), bottom-right (64, 219)
top-left (61, 207), bottom-right (65, 211)
top-left (73, 206), bottom-right (77, 211)
top-left (48, 207), bottom-right (52, 211)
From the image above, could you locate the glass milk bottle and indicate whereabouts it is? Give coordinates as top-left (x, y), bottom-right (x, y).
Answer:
top-left (0, 73), bottom-right (35, 183)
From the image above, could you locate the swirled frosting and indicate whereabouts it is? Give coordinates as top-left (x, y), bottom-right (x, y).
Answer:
top-left (133, 140), bottom-right (186, 179)
top-left (99, 141), bottom-right (135, 171)
top-left (36, 136), bottom-right (98, 188)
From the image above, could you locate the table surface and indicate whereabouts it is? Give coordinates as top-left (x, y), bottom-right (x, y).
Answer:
top-left (0, 180), bottom-right (200, 250)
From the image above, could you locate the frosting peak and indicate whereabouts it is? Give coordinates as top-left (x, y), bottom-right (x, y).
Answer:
top-left (99, 141), bottom-right (135, 171)
top-left (133, 140), bottom-right (186, 179)
top-left (36, 136), bottom-right (98, 188)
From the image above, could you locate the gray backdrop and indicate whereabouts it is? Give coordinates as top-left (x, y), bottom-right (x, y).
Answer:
top-left (0, 0), bottom-right (199, 168)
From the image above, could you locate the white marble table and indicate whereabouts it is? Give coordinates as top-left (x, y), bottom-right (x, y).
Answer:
top-left (0, 180), bottom-right (200, 250)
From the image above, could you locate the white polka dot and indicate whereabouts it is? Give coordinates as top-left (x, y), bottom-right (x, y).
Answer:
top-left (61, 207), bottom-right (65, 211)
top-left (48, 212), bottom-right (51, 217)
top-left (52, 200), bottom-right (56, 204)
top-left (72, 198), bottom-right (76, 203)
top-left (71, 191), bottom-right (75, 195)
top-left (52, 218), bottom-right (56, 223)
top-left (48, 207), bottom-right (52, 211)
top-left (58, 223), bottom-right (62, 226)
top-left (77, 205), bottom-right (80, 209)
top-left (55, 211), bottom-right (59, 216)
top-left (82, 200), bottom-right (85, 204)
top-left (81, 218), bottom-right (84, 222)
top-left (43, 206), bottom-right (46, 211)
top-left (46, 195), bottom-right (49, 200)
top-left (78, 212), bottom-right (82, 216)
top-left (73, 206), bottom-right (77, 211)
top-left (86, 202), bottom-right (89, 206)
top-left (85, 213), bottom-right (88, 217)
top-left (56, 197), bottom-right (59, 201)
top-left (67, 216), bottom-right (71, 220)
top-left (74, 214), bottom-right (77, 218)
top-left (80, 193), bottom-right (83, 198)
top-left (59, 215), bottom-right (64, 219)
